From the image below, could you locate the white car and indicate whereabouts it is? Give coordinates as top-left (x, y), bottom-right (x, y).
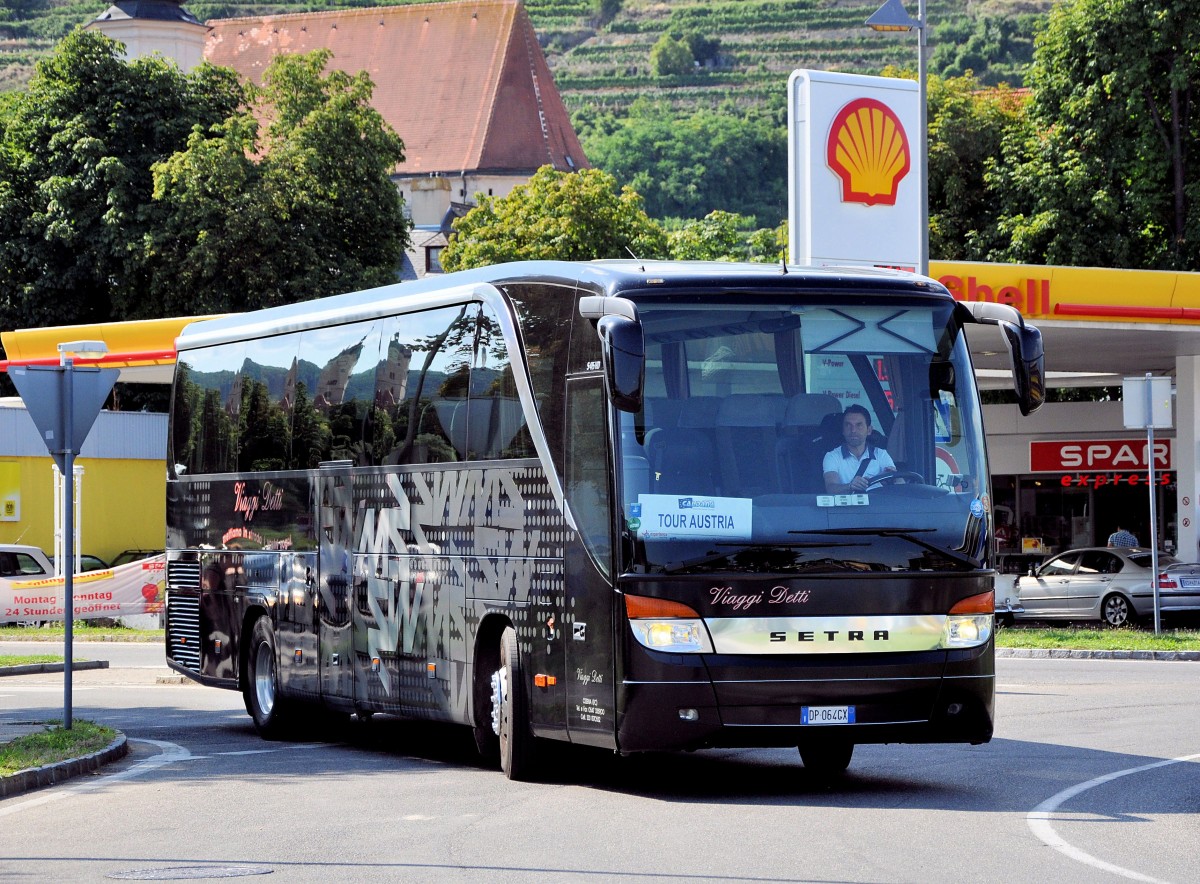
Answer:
top-left (1015, 547), bottom-right (1200, 627)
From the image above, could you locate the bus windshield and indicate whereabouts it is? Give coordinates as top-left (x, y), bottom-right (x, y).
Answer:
top-left (616, 296), bottom-right (989, 575)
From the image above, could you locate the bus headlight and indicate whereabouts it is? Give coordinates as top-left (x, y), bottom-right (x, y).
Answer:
top-left (625, 593), bottom-right (714, 654)
top-left (942, 591), bottom-right (994, 648)
top-left (630, 619), bottom-right (714, 653)
top-left (943, 614), bottom-right (992, 647)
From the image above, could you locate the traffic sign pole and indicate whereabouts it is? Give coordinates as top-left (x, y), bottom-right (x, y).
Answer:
top-left (9, 359), bottom-right (118, 729)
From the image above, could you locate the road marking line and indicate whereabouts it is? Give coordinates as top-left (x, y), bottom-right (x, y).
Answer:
top-left (0, 738), bottom-right (191, 818)
top-left (1027, 752), bottom-right (1200, 884)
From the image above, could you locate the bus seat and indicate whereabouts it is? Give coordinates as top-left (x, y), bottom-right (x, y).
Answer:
top-left (776, 393), bottom-right (841, 493)
top-left (649, 396), bottom-right (721, 494)
top-left (715, 394), bottom-right (787, 497)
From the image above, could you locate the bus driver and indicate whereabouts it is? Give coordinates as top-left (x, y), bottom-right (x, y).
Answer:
top-left (823, 404), bottom-right (896, 494)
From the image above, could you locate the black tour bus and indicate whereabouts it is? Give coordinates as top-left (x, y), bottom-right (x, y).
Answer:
top-left (164, 260), bottom-right (1044, 779)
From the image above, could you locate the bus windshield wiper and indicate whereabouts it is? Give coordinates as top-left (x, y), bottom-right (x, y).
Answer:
top-left (788, 527), bottom-right (982, 570)
top-left (658, 540), bottom-right (862, 574)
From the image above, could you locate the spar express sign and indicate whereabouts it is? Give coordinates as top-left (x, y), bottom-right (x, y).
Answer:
top-left (1029, 439), bottom-right (1171, 472)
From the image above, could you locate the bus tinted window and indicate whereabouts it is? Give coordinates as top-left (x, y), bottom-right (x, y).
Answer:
top-left (471, 304), bottom-right (534, 460)
top-left (292, 321), bottom-right (383, 467)
top-left (174, 342), bottom-right (245, 476)
top-left (377, 304), bottom-right (476, 465)
top-left (237, 332), bottom-right (300, 472)
top-left (505, 283), bottom-right (575, 465)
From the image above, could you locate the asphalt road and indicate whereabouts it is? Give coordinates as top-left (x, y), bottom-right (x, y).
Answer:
top-left (1, 643), bottom-right (1197, 883)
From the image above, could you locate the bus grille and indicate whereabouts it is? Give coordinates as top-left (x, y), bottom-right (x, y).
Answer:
top-left (168, 560), bottom-right (201, 590)
top-left (167, 594), bottom-right (201, 672)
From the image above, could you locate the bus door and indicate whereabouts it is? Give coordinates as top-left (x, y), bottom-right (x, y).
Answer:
top-left (563, 376), bottom-right (617, 745)
top-left (277, 551), bottom-right (320, 701)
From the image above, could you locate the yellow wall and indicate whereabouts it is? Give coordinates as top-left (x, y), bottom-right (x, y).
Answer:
top-left (0, 456), bottom-right (164, 563)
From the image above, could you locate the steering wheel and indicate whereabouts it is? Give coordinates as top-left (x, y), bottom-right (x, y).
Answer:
top-left (867, 470), bottom-right (927, 488)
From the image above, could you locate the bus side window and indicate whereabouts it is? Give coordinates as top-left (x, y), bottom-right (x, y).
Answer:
top-left (470, 304), bottom-right (534, 460)
top-left (378, 304), bottom-right (476, 465)
top-left (174, 342), bottom-right (246, 476)
top-left (238, 331), bottom-right (301, 472)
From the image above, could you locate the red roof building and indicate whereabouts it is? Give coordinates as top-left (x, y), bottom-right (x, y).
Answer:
top-left (203, 1), bottom-right (588, 230)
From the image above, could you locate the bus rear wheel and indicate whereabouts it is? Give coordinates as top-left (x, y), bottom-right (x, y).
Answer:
top-left (494, 625), bottom-right (538, 781)
top-left (243, 616), bottom-right (291, 740)
top-left (798, 738), bottom-right (854, 777)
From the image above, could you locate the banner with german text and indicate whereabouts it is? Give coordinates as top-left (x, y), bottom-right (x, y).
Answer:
top-left (0, 555), bottom-right (165, 623)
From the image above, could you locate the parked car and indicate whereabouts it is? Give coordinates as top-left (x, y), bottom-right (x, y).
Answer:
top-left (1015, 546), bottom-right (1200, 627)
top-left (49, 553), bottom-right (110, 573)
top-left (110, 549), bottom-right (162, 567)
top-left (0, 544), bottom-right (52, 578)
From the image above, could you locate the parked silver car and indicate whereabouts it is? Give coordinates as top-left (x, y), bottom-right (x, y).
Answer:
top-left (1015, 547), bottom-right (1200, 627)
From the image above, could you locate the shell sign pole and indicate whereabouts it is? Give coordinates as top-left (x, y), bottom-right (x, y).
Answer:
top-left (788, 70), bottom-right (921, 271)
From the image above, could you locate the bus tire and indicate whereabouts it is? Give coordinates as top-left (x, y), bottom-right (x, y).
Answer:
top-left (496, 625), bottom-right (537, 781)
top-left (244, 616), bottom-right (291, 740)
top-left (473, 640), bottom-right (501, 763)
top-left (798, 739), bottom-right (854, 776)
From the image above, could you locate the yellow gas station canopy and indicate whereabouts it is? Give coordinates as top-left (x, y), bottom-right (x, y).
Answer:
top-left (0, 316), bottom-right (217, 383)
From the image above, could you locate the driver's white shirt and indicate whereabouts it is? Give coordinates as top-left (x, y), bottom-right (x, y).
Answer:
top-left (823, 444), bottom-right (896, 485)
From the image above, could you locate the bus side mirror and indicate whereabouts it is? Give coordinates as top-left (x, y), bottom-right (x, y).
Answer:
top-left (1000, 320), bottom-right (1045, 416)
top-left (597, 315), bottom-right (644, 413)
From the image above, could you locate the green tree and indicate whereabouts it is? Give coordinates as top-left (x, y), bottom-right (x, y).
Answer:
top-left (649, 34), bottom-right (694, 77)
top-left (931, 15), bottom-right (1040, 86)
top-left (145, 49), bottom-right (410, 317)
top-left (667, 210), bottom-right (752, 261)
top-left (440, 166), bottom-right (668, 271)
top-left (580, 100), bottom-right (787, 224)
top-left (746, 220), bottom-right (788, 264)
top-left (0, 32), bottom-right (409, 333)
top-left (0, 29), bottom-right (243, 332)
top-left (926, 72), bottom-right (1028, 261)
top-left (990, 0), bottom-right (1200, 269)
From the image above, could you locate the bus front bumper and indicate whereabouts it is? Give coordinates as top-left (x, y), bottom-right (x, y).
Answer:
top-left (616, 647), bottom-right (994, 753)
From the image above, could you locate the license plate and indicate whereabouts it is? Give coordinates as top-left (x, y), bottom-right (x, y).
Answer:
top-left (1180, 577), bottom-right (1200, 589)
top-left (801, 705), bottom-right (855, 725)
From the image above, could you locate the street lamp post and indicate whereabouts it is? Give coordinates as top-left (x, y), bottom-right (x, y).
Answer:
top-left (867, 0), bottom-right (928, 276)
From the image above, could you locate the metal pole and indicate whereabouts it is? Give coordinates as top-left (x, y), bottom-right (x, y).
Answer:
top-left (917, 0), bottom-right (928, 276)
top-left (63, 360), bottom-right (75, 729)
top-left (1145, 372), bottom-right (1161, 634)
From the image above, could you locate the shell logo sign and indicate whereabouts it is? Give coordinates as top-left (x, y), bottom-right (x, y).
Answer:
top-left (788, 70), bottom-right (919, 268)
top-left (826, 98), bottom-right (911, 207)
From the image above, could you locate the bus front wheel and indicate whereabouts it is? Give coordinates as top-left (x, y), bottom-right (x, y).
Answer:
top-left (798, 739), bottom-right (854, 776)
top-left (493, 625), bottom-right (537, 781)
top-left (243, 616), bottom-right (291, 740)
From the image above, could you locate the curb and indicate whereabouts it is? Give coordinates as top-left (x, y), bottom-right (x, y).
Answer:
top-left (997, 648), bottom-right (1200, 661)
top-left (0, 660), bottom-right (110, 677)
top-left (0, 730), bottom-right (128, 799)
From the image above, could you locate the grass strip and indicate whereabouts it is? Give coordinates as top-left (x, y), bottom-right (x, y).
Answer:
top-left (0, 654), bottom-right (63, 667)
top-left (997, 626), bottom-right (1200, 651)
top-left (0, 625), bottom-right (163, 642)
top-left (0, 720), bottom-right (116, 776)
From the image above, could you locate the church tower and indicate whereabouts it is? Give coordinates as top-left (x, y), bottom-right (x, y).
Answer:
top-left (86, 0), bottom-right (207, 71)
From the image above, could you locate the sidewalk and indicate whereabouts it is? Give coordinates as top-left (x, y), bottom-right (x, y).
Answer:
top-left (0, 659), bottom-right (155, 799)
